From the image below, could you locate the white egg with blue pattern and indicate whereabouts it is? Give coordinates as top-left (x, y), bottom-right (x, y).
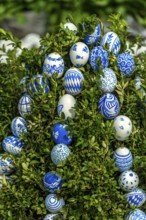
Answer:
top-left (51, 144), bottom-right (70, 165)
top-left (2, 136), bottom-right (25, 155)
top-left (126, 188), bottom-right (146, 207)
top-left (45, 193), bottom-right (65, 213)
top-left (11, 116), bottom-right (27, 137)
top-left (126, 208), bottom-right (146, 220)
top-left (43, 214), bottom-right (58, 220)
top-left (100, 68), bottom-right (117, 92)
top-left (0, 156), bottom-right (14, 175)
top-left (119, 170), bottom-right (139, 192)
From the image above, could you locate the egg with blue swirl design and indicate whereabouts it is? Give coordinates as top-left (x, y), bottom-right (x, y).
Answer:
top-left (43, 52), bottom-right (64, 78)
top-left (45, 194), bottom-right (65, 213)
top-left (89, 46), bottom-right (109, 71)
top-left (126, 209), bottom-right (146, 220)
top-left (0, 156), bottom-right (14, 175)
top-left (43, 171), bottom-right (63, 192)
top-left (18, 94), bottom-right (33, 117)
top-left (63, 68), bottom-right (84, 95)
top-left (51, 144), bottom-right (70, 165)
top-left (114, 147), bottom-right (133, 172)
top-left (98, 93), bottom-right (120, 119)
top-left (100, 31), bottom-right (121, 56)
top-left (119, 170), bottom-right (139, 192)
top-left (126, 188), bottom-right (146, 207)
top-left (69, 42), bottom-right (89, 67)
top-left (43, 214), bottom-right (58, 220)
top-left (52, 123), bottom-right (72, 145)
top-left (117, 53), bottom-right (135, 77)
top-left (83, 24), bottom-right (101, 45)
top-left (2, 136), bottom-right (24, 155)
top-left (100, 68), bottom-right (117, 93)
top-left (11, 117), bottom-right (27, 137)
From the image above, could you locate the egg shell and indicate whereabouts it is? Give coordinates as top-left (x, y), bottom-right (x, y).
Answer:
top-left (63, 67), bottom-right (84, 95)
top-left (69, 42), bottom-right (89, 67)
top-left (119, 170), bottom-right (139, 192)
top-left (52, 123), bottom-right (72, 145)
top-left (100, 68), bottom-right (117, 93)
top-left (89, 46), bottom-right (109, 71)
top-left (43, 171), bottom-right (63, 192)
top-left (100, 31), bottom-right (121, 55)
top-left (43, 52), bottom-right (64, 78)
top-left (45, 194), bottom-right (65, 213)
top-left (57, 94), bottom-right (76, 119)
top-left (43, 214), bottom-right (58, 220)
top-left (113, 115), bottom-right (132, 141)
top-left (126, 188), bottom-right (146, 207)
top-left (83, 24), bottom-right (101, 45)
top-left (114, 147), bottom-right (133, 172)
top-left (117, 53), bottom-right (135, 77)
top-left (2, 136), bottom-right (24, 155)
top-left (0, 156), bottom-right (14, 175)
top-left (11, 116), bottom-right (27, 137)
top-left (98, 93), bottom-right (120, 119)
top-left (64, 22), bottom-right (77, 32)
top-left (126, 208), bottom-right (146, 220)
top-left (51, 144), bottom-right (70, 165)
top-left (18, 94), bottom-right (33, 117)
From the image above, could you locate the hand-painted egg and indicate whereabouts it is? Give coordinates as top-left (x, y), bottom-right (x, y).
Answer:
top-left (64, 22), bottom-right (77, 32)
top-left (43, 171), bottom-right (63, 192)
top-left (51, 144), bottom-right (70, 165)
top-left (11, 116), bottom-right (27, 137)
top-left (114, 147), bottom-right (133, 172)
top-left (98, 93), bottom-right (120, 119)
top-left (18, 94), bottom-right (33, 117)
top-left (43, 214), bottom-right (58, 220)
top-left (126, 188), bottom-right (146, 207)
top-left (117, 53), bottom-right (135, 77)
top-left (45, 193), bottom-right (65, 213)
top-left (43, 52), bottom-right (64, 78)
top-left (126, 209), bottom-right (146, 220)
top-left (83, 24), bottom-right (101, 45)
top-left (113, 115), bottom-right (132, 141)
top-left (89, 46), bottom-right (109, 71)
top-left (57, 94), bottom-right (76, 119)
top-left (2, 136), bottom-right (24, 155)
top-left (100, 68), bottom-right (117, 92)
top-left (52, 123), bottom-right (72, 145)
top-left (27, 74), bottom-right (50, 94)
top-left (100, 31), bottom-right (121, 55)
top-left (69, 42), bottom-right (89, 67)
top-left (19, 76), bottom-right (30, 93)
top-left (119, 170), bottom-right (139, 191)
top-left (0, 156), bottom-right (14, 175)
top-left (63, 67), bottom-right (84, 95)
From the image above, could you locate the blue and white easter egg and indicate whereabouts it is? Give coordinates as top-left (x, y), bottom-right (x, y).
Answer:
top-left (43, 214), bottom-right (58, 220)
top-left (51, 144), bottom-right (70, 165)
top-left (113, 115), bottom-right (132, 141)
top-left (0, 156), bottom-right (14, 175)
top-left (126, 188), bottom-right (146, 207)
top-left (100, 31), bottom-right (121, 55)
top-left (27, 74), bottom-right (50, 94)
top-left (126, 209), bottom-right (146, 220)
top-left (114, 147), bottom-right (133, 172)
top-left (43, 52), bottom-right (64, 78)
top-left (63, 67), bottom-right (84, 95)
top-left (89, 46), bottom-right (109, 71)
top-left (98, 93), bottom-right (120, 119)
top-left (57, 94), bottom-right (76, 119)
top-left (45, 193), bottom-right (65, 213)
top-left (43, 171), bottom-right (63, 192)
top-left (19, 76), bottom-right (30, 93)
top-left (64, 22), bottom-right (77, 33)
top-left (52, 123), bottom-right (72, 145)
top-left (2, 136), bottom-right (25, 155)
top-left (83, 24), bottom-right (101, 45)
top-left (119, 170), bottom-right (139, 191)
top-left (69, 42), bottom-right (89, 67)
top-left (100, 68), bottom-right (117, 92)
top-left (117, 53), bottom-right (135, 77)
top-left (11, 117), bottom-right (27, 137)
top-left (18, 94), bottom-right (33, 117)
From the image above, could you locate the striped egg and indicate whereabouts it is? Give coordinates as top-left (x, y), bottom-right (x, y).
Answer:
top-left (18, 94), bottom-right (33, 117)
top-left (45, 194), bottom-right (65, 213)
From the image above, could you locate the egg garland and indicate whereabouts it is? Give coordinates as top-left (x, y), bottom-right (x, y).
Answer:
top-left (11, 116), bottom-right (27, 137)
top-left (45, 193), bottom-right (65, 213)
top-left (100, 68), bottom-right (117, 93)
top-left (43, 171), bottom-right (63, 192)
top-left (126, 188), bottom-right (146, 207)
top-left (52, 123), bottom-right (72, 145)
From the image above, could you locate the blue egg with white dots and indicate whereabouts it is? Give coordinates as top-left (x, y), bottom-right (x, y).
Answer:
top-left (43, 214), bottom-right (58, 220)
top-left (2, 136), bottom-right (25, 155)
top-left (45, 193), bottom-right (65, 213)
top-left (43, 171), bottom-right (63, 192)
top-left (83, 24), bottom-right (101, 45)
top-left (126, 208), bottom-right (146, 220)
top-left (18, 94), bottom-right (33, 117)
top-left (51, 144), bottom-right (70, 165)
top-left (119, 170), bottom-right (139, 192)
top-left (11, 116), bottom-right (27, 137)
top-left (126, 188), bottom-right (146, 207)
top-left (117, 53), bottom-right (135, 77)
top-left (98, 93), bottom-right (120, 119)
top-left (52, 123), bottom-right (72, 145)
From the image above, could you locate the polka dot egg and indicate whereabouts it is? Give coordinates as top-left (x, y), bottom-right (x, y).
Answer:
top-left (2, 136), bottom-right (25, 155)
top-left (43, 214), bottom-right (58, 220)
top-left (100, 68), bottom-right (117, 93)
top-left (126, 188), bottom-right (146, 207)
top-left (43, 171), bottom-right (63, 192)
top-left (52, 123), bottom-right (72, 145)
top-left (126, 209), bottom-right (146, 220)
top-left (51, 144), bottom-right (70, 165)
top-left (119, 170), bottom-right (139, 192)
top-left (45, 193), bottom-right (65, 213)
top-left (11, 116), bottom-right (27, 137)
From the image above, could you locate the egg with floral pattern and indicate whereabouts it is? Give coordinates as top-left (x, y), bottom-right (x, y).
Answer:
top-left (100, 68), bottom-right (117, 92)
